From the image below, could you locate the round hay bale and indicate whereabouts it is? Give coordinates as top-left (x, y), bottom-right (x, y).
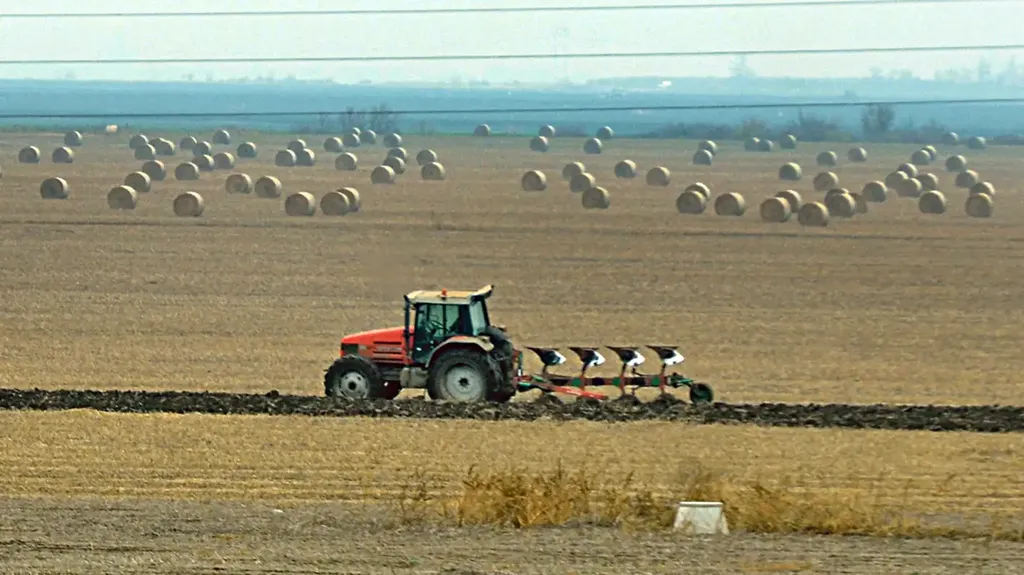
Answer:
top-left (124, 171), bottom-right (152, 193)
top-left (360, 129), bottom-right (377, 145)
top-left (614, 160), bottom-right (637, 179)
top-left (193, 141), bottom-right (213, 157)
top-left (285, 192), bottom-right (317, 217)
top-left (319, 191), bottom-right (351, 216)
top-left (324, 137), bottom-right (344, 153)
top-left (758, 139), bottom-right (774, 152)
top-left (684, 182), bottom-right (712, 201)
top-left (382, 155), bottom-right (406, 174)
top-left (760, 196), bottom-right (791, 223)
top-left (152, 138), bottom-right (176, 156)
top-left (348, 127), bottom-right (362, 136)
top-left (778, 162), bottom-right (802, 181)
top-left (744, 137), bottom-right (760, 151)
top-left (371, 165), bottom-right (397, 184)
top-left (780, 134), bottom-right (797, 150)
top-left (18, 146), bottom-right (40, 164)
top-left (698, 140), bottom-right (718, 155)
top-left (416, 149), bottom-right (439, 167)
top-left (275, 150), bottom-right (297, 167)
top-left (296, 148), bottom-right (316, 167)
top-left (910, 149), bottom-right (931, 165)
top-left (917, 172), bottom-right (939, 191)
top-left (129, 134), bottom-right (149, 150)
top-left (213, 129), bottom-right (231, 145)
top-left (965, 193), bottom-right (994, 218)
top-left (955, 169), bottom-right (979, 189)
top-left (335, 152), bottom-right (358, 171)
top-left (107, 185), bottom-right (137, 210)
top-left (64, 130), bottom-right (83, 147)
top-left (529, 136), bottom-right (549, 153)
top-left (596, 126), bottom-right (614, 140)
top-left (918, 190), bottom-right (947, 214)
top-left (776, 190), bottom-right (802, 212)
top-left (40, 177), bottom-right (69, 199)
top-left (798, 202), bottom-right (830, 227)
top-left (173, 191), bottom-right (205, 217)
top-left (714, 192), bottom-right (746, 216)
top-left (942, 132), bottom-right (959, 146)
top-left (338, 187), bottom-right (361, 212)
top-left (421, 162), bottom-right (446, 181)
top-left (816, 151), bottom-right (838, 167)
top-left (174, 162), bottom-right (200, 181)
top-left (52, 146), bottom-right (74, 164)
top-left (225, 173), bottom-right (253, 194)
top-left (824, 191), bottom-right (855, 218)
top-left (813, 171), bottom-right (838, 192)
top-left (522, 170), bottom-right (547, 191)
top-left (581, 186), bottom-right (611, 209)
top-left (898, 162), bottom-right (918, 177)
top-left (474, 124), bottom-right (491, 137)
top-left (583, 137), bottom-right (603, 155)
top-left (237, 142), bottom-right (258, 158)
top-left (693, 149), bottom-right (714, 165)
top-left (342, 133), bottom-right (361, 148)
top-left (885, 170), bottom-right (909, 188)
top-left (569, 172), bottom-right (597, 193)
top-left (966, 136), bottom-right (987, 150)
top-left (386, 147), bottom-right (409, 163)
top-left (382, 133), bottom-right (403, 148)
top-left (923, 145), bottom-right (938, 162)
top-left (194, 154), bottom-right (215, 172)
top-left (134, 144), bottom-right (156, 161)
top-left (539, 125), bottom-right (556, 138)
top-left (847, 147), bottom-right (868, 162)
top-left (861, 181), bottom-right (887, 203)
top-left (180, 136), bottom-right (198, 151)
top-left (287, 139), bottom-right (307, 153)
top-left (557, 161), bottom-right (584, 180)
top-left (970, 181), bottom-right (995, 197)
top-left (213, 152), bottom-right (236, 170)
top-left (896, 177), bottom-right (923, 198)
top-left (255, 175), bottom-right (283, 198)
top-left (141, 160), bottom-right (166, 181)
top-left (675, 190), bottom-right (707, 214)
top-left (945, 155), bottom-right (967, 172)
top-left (851, 192), bottom-right (868, 214)
top-left (825, 188), bottom-right (850, 203)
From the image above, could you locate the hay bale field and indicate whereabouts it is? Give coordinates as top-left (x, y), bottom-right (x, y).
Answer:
top-left (1, 133), bottom-right (1024, 574)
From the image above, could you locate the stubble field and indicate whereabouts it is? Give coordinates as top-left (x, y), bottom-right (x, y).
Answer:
top-left (0, 129), bottom-right (1022, 573)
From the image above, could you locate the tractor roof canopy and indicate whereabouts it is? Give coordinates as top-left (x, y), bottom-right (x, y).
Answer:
top-left (404, 284), bottom-right (493, 306)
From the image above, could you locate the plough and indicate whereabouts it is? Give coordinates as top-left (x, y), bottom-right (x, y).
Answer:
top-left (514, 345), bottom-right (714, 403)
top-left (323, 284), bottom-right (716, 404)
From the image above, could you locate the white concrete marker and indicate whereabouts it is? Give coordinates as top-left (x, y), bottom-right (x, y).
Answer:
top-left (673, 501), bottom-right (729, 534)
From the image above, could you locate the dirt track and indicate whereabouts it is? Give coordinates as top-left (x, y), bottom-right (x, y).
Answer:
top-left (2, 387), bottom-right (1022, 432)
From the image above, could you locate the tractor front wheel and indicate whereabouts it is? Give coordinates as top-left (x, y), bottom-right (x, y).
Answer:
top-left (324, 355), bottom-right (390, 400)
top-left (427, 349), bottom-right (502, 403)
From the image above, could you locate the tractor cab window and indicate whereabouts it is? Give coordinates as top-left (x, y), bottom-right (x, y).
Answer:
top-left (468, 301), bottom-right (489, 335)
top-left (414, 303), bottom-right (466, 348)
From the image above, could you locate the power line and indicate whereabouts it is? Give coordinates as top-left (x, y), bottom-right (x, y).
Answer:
top-left (0, 0), bottom-right (1007, 18)
top-left (2, 97), bottom-right (1021, 120)
top-left (3, 44), bottom-right (1024, 66)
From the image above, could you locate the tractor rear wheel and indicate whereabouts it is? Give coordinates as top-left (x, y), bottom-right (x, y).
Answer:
top-left (427, 349), bottom-right (502, 403)
top-left (324, 355), bottom-right (389, 400)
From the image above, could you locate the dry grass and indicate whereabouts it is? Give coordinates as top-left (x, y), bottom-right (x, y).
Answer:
top-left (1, 410), bottom-right (1021, 537)
top-left (0, 132), bottom-right (1021, 405)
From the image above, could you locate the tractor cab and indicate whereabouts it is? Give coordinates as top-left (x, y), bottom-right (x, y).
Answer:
top-left (404, 285), bottom-right (494, 365)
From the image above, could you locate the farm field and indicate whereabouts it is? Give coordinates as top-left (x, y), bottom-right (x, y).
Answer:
top-left (1, 128), bottom-right (1023, 573)
top-left (1, 410), bottom-right (1023, 574)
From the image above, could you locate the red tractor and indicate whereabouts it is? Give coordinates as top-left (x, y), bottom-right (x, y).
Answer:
top-left (324, 285), bottom-right (519, 402)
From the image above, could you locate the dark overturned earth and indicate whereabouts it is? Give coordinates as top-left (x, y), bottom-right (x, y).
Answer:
top-left (1, 388), bottom-right (1022, 433)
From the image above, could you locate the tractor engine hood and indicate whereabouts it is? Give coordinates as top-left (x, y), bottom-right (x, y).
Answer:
top-left (341, 326), bottom-right (406, 346)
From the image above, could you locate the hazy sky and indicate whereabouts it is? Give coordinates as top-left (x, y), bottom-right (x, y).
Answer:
top-left (0, 0), bottom-right (1020, 84)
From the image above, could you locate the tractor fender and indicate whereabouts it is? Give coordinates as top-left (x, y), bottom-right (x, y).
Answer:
top-left (424, 336), bottom-right (494, 367)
